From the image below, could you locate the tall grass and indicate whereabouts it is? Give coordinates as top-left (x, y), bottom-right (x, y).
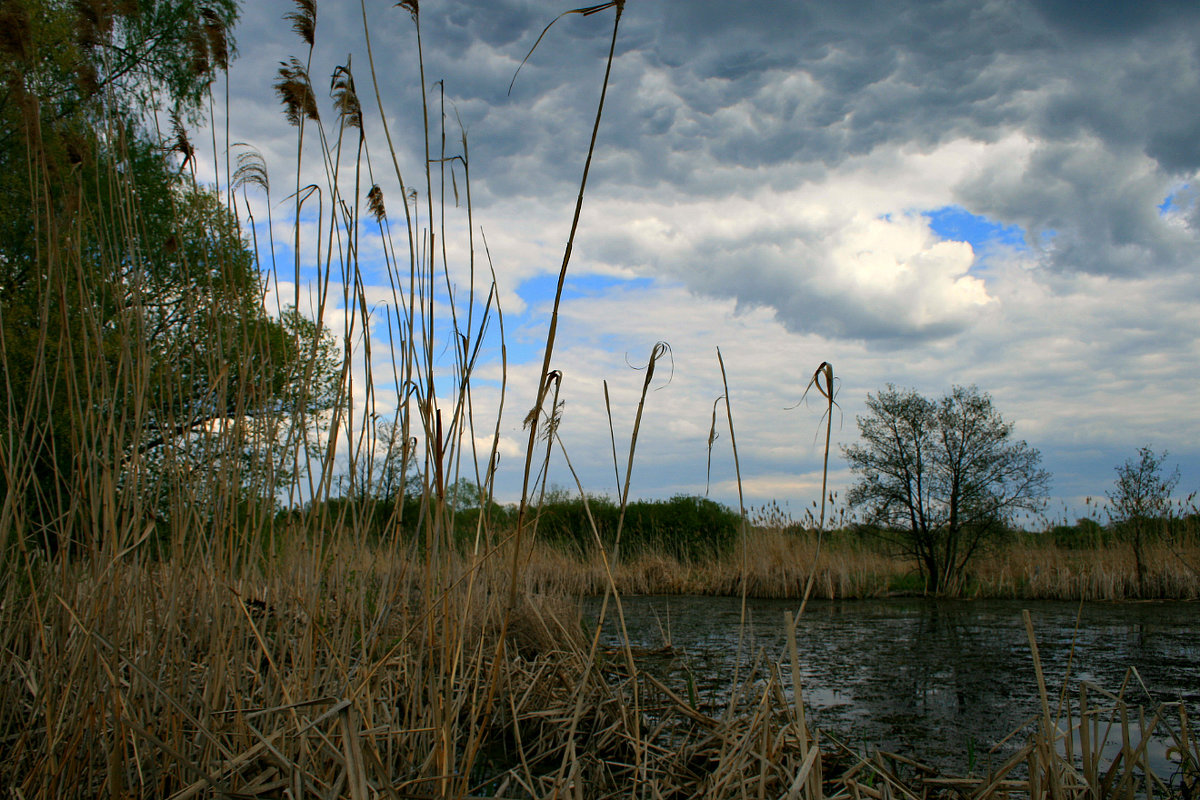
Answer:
top-left (0, 0), bottom-right (618, 794)
top-left (521, 523), bottom-right (1200, 600)
top-left (1, 2), bottom-right (1195, 798)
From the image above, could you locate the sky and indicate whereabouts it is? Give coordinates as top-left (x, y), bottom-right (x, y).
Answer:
top-left (199, 0), bottom-right (1200, 525)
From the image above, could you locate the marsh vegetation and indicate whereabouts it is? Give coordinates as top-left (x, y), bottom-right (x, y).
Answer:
top-left (510, 502), bottom-right (1200, 600)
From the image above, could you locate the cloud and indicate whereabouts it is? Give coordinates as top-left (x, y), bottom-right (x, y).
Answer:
top-left (593, 0), bottom-right (1200, 283)
top-left (202, 0), bottom-right (1200, 515)
top-left (569, 137), bottom-right (1014, 343)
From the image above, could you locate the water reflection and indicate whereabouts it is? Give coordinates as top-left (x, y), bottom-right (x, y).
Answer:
top-left (584, 596), bottom-right (1199, 774)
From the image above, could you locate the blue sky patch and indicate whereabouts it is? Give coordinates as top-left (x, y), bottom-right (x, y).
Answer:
top-left (503, 272), bottom-right (656, 363)
top-left (518, 271), bottom-right (654, 306)
top-left (1159, 183), bottom-right (1193, 215)
top-left (925, 205), bottom-right (1028, 251)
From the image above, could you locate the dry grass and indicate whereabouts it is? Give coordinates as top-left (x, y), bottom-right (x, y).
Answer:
top-left (522, 528), bottom-right (895, 598)
top-left (522, 527), bottom-right (1200, 600)
top-left (11, 537), bottom-right (1193, 800)
top-left (0, 540), bottom-right (619, 798)
top-left (974, 539), bottom-right (1200, 600)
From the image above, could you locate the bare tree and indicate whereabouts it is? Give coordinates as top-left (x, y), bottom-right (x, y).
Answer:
top-left (843, 385), bottom-right (1051, 594)
top-left (1107, 447), bottom-right (1180, 594)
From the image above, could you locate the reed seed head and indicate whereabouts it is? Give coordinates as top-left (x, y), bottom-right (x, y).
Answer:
top-left (200, 6), bottom-right (229, 71)
top-left (275, 58), bottom-right (319, 126)
top-left (367, 184), bottom-right (386, 222)
top-left (170, 112), bottom-right (194, 170)
top-left (395, 0), bottom-right (418, 21)
top-left (331, 65), bottom-right (362, 129)
top-left (0, 4), bottom-right (30, 61)
top-left (74, 0), bottom-right (114, 49)
top-left (186, 24), bottom-right (210, 78)
top-left (232, 145), bottom-right (269, 194)
top-left (284, 0), bottom-right (317, 46)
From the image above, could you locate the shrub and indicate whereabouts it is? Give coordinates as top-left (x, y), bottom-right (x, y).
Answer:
top-left (528, 493), bottom-right (742, 563)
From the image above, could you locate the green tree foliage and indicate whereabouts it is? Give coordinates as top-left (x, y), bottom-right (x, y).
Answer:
top-left (0, 0), bottom-right (238, 120)
top-left (0, 0), bottom-right (339, 555)
top-left (843, 385), bottom-right (1051, 594)
top-left (371, 420), bottom-right (419, 504)
top-left (1106, 447), bottom-right (1181, 593)
top-left (533, 492), bottom-right (742, 563)
top-left (1047, 518), bottom-right (1108, 549)
top-left (323, 486), bottom-right (743, 563)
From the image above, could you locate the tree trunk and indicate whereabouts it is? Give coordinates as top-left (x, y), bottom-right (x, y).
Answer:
top-left (1132, 527), bottom-right (1147, 597)
top-left (922, 550), bottom-right (940, 594)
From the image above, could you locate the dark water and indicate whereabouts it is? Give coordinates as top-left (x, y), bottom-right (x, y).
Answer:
top-left (584, 596), bottom-right (1200, 775)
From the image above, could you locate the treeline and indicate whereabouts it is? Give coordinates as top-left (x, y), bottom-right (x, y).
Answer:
top-left (847, 514), bottom-right (1200, 549)
top-left (522, 493), bottom-right (742, 562)
top-left (1038, 514), bottom-right (1200, 549)
top-left (305, 485), bottom-right (1200, 567)
top-left (305, 489), bottom-right (743, 563)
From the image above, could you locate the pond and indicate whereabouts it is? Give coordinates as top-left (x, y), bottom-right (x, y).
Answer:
top-left (583, 596), bottom-right (1200, 776)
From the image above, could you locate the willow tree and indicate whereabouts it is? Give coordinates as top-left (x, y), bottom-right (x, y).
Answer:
top-left (843, 385), bottom-right (1051, 594)
top-left (0, 0), bottom-right (337, 556)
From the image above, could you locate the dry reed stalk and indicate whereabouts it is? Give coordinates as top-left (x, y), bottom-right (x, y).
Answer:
top-left (972, 540), bottom-right (1200, 600)
top-left (541, 342), bottom-right (676, 792)
top-left (713, 346), bottom-right (757, 706)
top-left (506, 0), bottom-right (624, 582)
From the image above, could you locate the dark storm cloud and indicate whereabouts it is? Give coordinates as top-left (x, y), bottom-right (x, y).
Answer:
top-left (640, 0), bottom-right (1200, 160)
top-left (664, 1), bottom-right (1199, 284)
top-left (494, 0), bottom-right (1199, 287)
top-left (229, 0), bottom-right (1200, 338)
top-left (1031, 0), bottom-right (1200, 41)
top-left (612, 1), bottom-right (1046, 160)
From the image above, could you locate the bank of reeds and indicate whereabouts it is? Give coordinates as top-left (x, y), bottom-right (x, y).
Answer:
top-left (522, 526), bottom-right (1200, 600)
top-left (7, 535), bottom-right (1195, 799)
top-left (975, 537), bottom-right (1200, 600)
